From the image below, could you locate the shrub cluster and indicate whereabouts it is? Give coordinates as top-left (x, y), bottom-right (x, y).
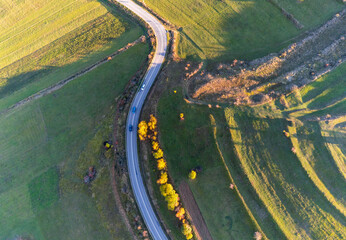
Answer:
top-left (138, 115), bottom-right (194, 239)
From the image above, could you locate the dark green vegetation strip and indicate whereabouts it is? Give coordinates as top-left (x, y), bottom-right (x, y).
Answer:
top-left (0, 43), bottom-right (149, 240)
top-left (0, 12), bottom-right (142, 111)
top-left (144, 0), bottom-right (344, 60)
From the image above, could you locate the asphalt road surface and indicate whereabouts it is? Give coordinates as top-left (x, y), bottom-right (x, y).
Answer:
top-left (117, 0), bottom-right (168, 239)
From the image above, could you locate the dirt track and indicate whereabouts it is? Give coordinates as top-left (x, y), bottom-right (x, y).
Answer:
top-left (0, 36), bottom-right (145, 116)
top-left (179, 181), bottom-right (213, 240)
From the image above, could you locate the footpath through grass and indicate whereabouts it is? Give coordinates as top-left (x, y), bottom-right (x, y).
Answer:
top-left (0, 43), bottom-right (149, 239)
top-left (144, 0), bottom-right (344, 61)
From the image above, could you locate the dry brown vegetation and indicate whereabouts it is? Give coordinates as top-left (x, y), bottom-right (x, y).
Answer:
top-left (188, 10), bottom-right (346, 105)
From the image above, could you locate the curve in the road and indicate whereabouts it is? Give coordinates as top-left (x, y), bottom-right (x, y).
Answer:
top-left (116, 1), bottom-right (168, 239)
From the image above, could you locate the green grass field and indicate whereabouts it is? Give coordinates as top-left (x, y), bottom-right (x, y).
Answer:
top-left (225, 107), bottom-right (345, 239)
top-left (155, 60), bottom-right (346, 239)
top-left (0, 0), bottom-right (109, 68)
top-left (0, 42), bottom-right (149, 239)
top-left (144, 0), bottom-right (344, 60)
top-left (270, 0), bottom-right (343, 28)
top-left (0, 4), bottom-right (143, 112)
top-left (156, 87), bottom-right (260, 239)
top-left (220, 64), bottom-right (346, 239)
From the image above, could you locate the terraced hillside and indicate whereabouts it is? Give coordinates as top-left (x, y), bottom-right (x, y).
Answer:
top-left (152, 60), bottom-right (345, 239)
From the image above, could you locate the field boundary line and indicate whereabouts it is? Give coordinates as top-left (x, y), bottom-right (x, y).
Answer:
top-left (0, 36), bottom-right (145, 116)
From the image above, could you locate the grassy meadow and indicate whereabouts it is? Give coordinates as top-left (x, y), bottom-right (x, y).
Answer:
top-left (0, 42), bottom-right (149, 239)
top-left (0, 0), bottom-right (108, 68)
top-left (156, 86), bottom-right (260, 239)
top-left (154, 60), bottom-right (346, 239)
top-left (0, 3), bottom-right (143, 112)
top-left (144, 0), bottom-right (344, 60)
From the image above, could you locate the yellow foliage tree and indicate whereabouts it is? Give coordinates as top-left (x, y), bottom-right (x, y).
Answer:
top-left (160, 183), bottom-right (174, 197)
top-left (137, 121), bottom-right (148, 141)
top-left (186, 233), bottom-right (193, 240)
top-left (175, 207), bottom-right (185, 220)
top-left (152, 141), bottom-right (159, 151)
top-left (148, 114), bottom-right (157, 131)
top-left (157, 158), bottom-right (166, 170)
top-left (166, 192), bottom-right (179, 210)
top-left (189, 170), bottom-right (197, 180)
top-left (157, 171), bottom-right (168, 185)
top-left (153, 148), bottom-right (163, 159)
top-left (181, 223), bottom-right (192, 236)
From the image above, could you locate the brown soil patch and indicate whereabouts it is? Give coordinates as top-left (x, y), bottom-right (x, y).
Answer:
top-left (178, 181), bottom-right (213, 240)
top-left (188, 9), bottom-right (346, 106)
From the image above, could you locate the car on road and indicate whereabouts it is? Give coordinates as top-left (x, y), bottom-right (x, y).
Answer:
top-left (141, 83), bottom-right (146, 91)
top-left (129, 125), bottom-right (133, 132)
top-left (132, 106), bottom-right (136, 113)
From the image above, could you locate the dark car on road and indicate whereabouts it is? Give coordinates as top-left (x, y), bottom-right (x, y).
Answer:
top-left (129, 125), bottom-right (133, 132)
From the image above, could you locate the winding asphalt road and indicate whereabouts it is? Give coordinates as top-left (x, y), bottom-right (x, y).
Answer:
top-left (117, 0), bottom-right (168, 239)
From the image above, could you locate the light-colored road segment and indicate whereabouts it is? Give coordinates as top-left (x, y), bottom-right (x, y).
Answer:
top-left (117, 0), bottom-right (168, 239)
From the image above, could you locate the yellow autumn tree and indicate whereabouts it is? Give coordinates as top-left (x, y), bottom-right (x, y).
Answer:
top-left (160, 183), bottom-right (174, 197)
top-left (188, 170), bottom-right (196, 180)
top-left (152, 141), bottom-right (159, 151)
top-left (137, 121), bottom-right (148, 141)
top-left (153, 148), bottom-right (163, 159)
top-left (175, 207), bottom-right (185, 220)
top-left (157, 158), bottom-right (166, 170)
top-left (166, 192), bottom-right (179, 210)
top-left (181, 223), bottom-right (192, 236)
top-left (186, 233), bottom-right (193, 239)
top-left (148, 114), bottom-right (157, 131)
top-left (157, 171), bottom-right (168, 185)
